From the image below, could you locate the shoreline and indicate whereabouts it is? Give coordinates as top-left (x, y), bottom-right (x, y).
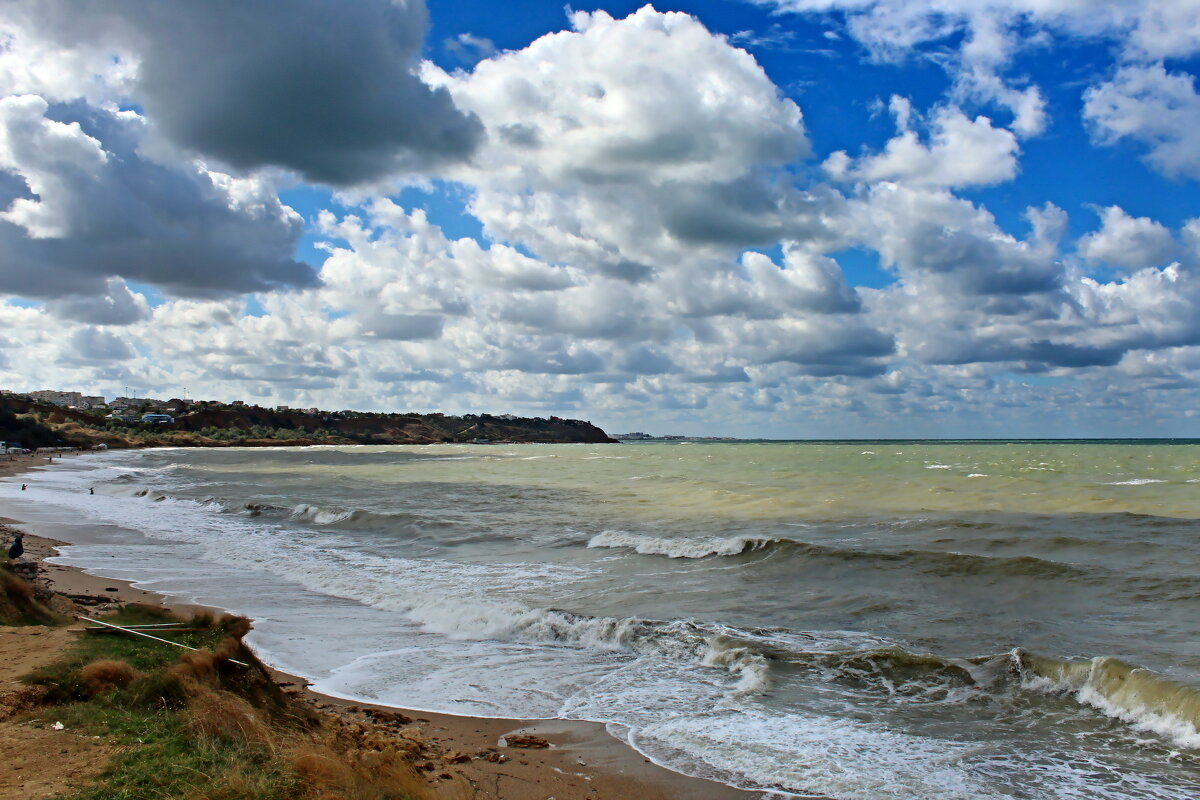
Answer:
top-left (0, 452), bottom-right (766, 800)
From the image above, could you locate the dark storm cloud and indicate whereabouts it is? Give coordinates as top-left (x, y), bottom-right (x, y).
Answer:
top-left (15, 0), bottom-right (482, 186)
top-left (0, 100), bottom-right (315, 300)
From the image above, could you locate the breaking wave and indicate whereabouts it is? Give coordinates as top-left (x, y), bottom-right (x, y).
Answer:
top-left (1017, 650), bottom-right (1200, 749)
top-left (587, 530), bottom-right (783, 558)
top-left (587, 531), bottom-right (1090, 580)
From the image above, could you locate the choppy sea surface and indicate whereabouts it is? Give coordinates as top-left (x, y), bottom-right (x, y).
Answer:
top-left (3, 441), bottom-right (1200, 799)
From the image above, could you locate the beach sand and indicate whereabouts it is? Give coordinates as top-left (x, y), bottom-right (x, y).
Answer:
top-left (0, 452), bottom-right (765, 800)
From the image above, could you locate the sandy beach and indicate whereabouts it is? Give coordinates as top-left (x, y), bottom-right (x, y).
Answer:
top-left (0, 452), bottom-right (763, 800)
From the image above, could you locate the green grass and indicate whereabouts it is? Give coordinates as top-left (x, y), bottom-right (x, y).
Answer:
top-left (43, 704), bottom-right (299, 800)
top-left (23, 607), bottom-right (305, 800)
top-left (20, 604), bottom-right (422, 800)
top-left (24, 606), bottom-right (230, 703)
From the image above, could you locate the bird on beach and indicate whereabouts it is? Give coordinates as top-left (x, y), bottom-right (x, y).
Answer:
top-left (8, 533), bottom-right (23, 560)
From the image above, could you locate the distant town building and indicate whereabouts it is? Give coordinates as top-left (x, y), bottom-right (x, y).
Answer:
top-left (614, 432), bottom-right (653, 440)
top-left (111, 396), bottom-right (167, 411)
top-left (22, 390), bottom-right (107, 409)
top-left (141, 413), bottom-right (174, 425)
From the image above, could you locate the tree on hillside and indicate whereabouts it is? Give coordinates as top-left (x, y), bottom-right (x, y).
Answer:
top-left (0, 408), bottom-right (64, 449)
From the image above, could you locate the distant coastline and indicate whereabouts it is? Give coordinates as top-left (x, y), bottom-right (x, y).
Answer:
top-left (1, 394), bottom-right (616, 449)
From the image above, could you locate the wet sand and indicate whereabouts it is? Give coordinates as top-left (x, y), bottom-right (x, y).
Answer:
top-left (0, 451), bottom-right (765, 800)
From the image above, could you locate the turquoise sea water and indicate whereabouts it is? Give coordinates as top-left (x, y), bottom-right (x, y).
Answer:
top-left (3, 441), bottom-right (1199, 798)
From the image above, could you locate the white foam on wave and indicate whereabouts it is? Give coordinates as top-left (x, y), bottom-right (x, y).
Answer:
top-left (587, 530), bottom-right (778, 558)
top-left (1104, 478), bottom-right (1167, 486)
top-left (925, 464), bottom-right (952, 469)
top-left (289, 503), bottom-right (356, 525)
top-left (702, 637), bottom-right (772, 696)
top-left (8, 462), bottom-right (772, 697)
top-left (1076, 685), bottom-right (1200, 750)
top-left (1019, 651), bottom-right (1200, 751)
top-left (967, 473), bottom-right (989, 478)
top-left (634, 708), bottom-right (999, 800)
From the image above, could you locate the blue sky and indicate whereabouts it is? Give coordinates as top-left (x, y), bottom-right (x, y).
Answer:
top-left (281, 0), bottom-right (1200, 285)
top-left (2, 1), bottom-right (1200, 437)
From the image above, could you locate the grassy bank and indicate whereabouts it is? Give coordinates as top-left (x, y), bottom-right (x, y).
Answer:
top-left (4, 571), bottom-right (431, 800)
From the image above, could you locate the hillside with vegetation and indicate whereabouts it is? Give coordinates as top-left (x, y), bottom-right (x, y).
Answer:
top-left (0, 396), bottom-right (616, 449)
top-left (0, 405), bottom-right (65, 450)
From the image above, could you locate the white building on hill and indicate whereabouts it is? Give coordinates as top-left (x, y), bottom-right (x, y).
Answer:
top-left (26, 390), bottom-right (106, 408)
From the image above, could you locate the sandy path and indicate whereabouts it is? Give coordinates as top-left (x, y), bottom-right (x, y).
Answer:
top-left (0, 625), bottom-right (119, 799)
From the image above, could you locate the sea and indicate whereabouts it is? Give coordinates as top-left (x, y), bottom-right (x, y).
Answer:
top-left (2, 441), bottom-right (1200, 799)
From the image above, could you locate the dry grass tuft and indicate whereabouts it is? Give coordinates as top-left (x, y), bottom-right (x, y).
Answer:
top-left (79, 659), bottom-right (141, 694)
top-left (169, 649), bottom-right (220, 690)
top-left (185, 688), bottom-right (273, 746)
top-left (0, 566), bottom-right (59, 625)
top-left (221, 615), bottom-right (252, 640)
top-left (0, 568), bottom-right (33, 602)
top-left (287, 738), bottom-right (430, 800)
top-left (291, 745), bottom-right (357, 788)
top-left (215, 635), bottom-right (246, 663)
top-left (187, 609), bottom-right (216, 630)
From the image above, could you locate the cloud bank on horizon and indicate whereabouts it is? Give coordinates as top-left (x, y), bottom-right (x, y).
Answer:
top-left (2, 0), bottom-right (1199, 437)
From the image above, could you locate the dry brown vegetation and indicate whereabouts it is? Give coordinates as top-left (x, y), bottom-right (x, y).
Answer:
top-left (78, 659), bottom-right (141, 694)
top-left (22, 605), bottom-right (433, 800)
top-left (0, 566), bottom-right (60, 625)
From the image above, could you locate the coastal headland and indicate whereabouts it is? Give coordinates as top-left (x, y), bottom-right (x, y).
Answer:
top-left (1, 395), bottom-right (617, 449)
top-left (0, 452), bottom-right (760, 800)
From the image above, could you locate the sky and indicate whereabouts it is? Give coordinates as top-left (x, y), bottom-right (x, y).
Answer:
top-left (2, 1), bottom-right (1200, 438)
